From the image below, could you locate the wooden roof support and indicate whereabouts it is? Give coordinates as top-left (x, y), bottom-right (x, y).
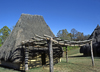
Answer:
top-left (21, 34), bottom-right (93, 47)
top-left (66, 46), bottom-right (68, 62)
top-left (24, 45), bottom-right (29, 71)
top-left (48, 38), bottom-right (54, 72)
top-left (90, 40), bottom-right (95, 67)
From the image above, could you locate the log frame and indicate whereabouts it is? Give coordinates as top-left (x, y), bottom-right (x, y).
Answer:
top-left (21, 34), bottom-right (95, 71)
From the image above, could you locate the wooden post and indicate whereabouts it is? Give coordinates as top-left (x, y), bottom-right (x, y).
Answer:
top-left (90, 41), bottom-right (95, 67)
top-left (48, 38), bottom-right (53, 72)
top-left (66, 46), bottom-right (68, 62)
top-left (24, 45), bottom-right (29, 71)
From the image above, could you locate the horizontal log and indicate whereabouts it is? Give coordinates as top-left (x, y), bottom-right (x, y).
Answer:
top-left (29, 60), bottom-right (36, 61)
top-left (66, 44), bottom-right (87, 46)
top-left (44, 34), bottom-right (53, 38)
top-left (37, 55), bottom-right (41, 57)
top-left (28, 64), bottom-right (42, 67)
top-left (35, 34), bottom-right (46, 39)
top-left (32, 37), bottom-right (44, 41)
top-left (33, 42), bottom-right (47, 45)
top-left (21, 34), bottom-right (93, 48)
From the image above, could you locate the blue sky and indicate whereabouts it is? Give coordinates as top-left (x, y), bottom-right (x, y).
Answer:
top-left (0, 0), bottom-right (100, 36)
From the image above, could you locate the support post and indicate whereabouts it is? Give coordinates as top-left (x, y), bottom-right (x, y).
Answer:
top-left (24, 45), bottom-right (29, 71)
top-left (48, 38), bottom-right (53, 72)
top-left (90, 41), bottom-right (95, 67)
top-left (66, 46), bottom-right (68, 62)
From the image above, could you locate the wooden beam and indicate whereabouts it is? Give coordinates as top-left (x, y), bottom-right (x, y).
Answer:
top-left (66, 46), bottom-right (68, 62)
top-left (21, 34), bottom-right (92, 47)
top-left (44, 34), bottom-right (53, 38)
top-left (35, 34), bottom-right (46, 39)
top-left (32, 37), bottom-right (44, 41)
top-left (67, 44), bottom-right (86, 46)
top-left (66, 39), bottom-right (92, 43)
top-left (24, 45), bottom-right (29, 71)
top-left (90, 41), bottom-right (95, 67)
top-left (48, 38), bottom-right (54, 72)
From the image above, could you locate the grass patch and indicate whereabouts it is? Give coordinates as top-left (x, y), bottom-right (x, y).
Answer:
top-left (0, 48), bottom-right (100, 72)
top-left (63, 46), bottom-right (79, 51)
top-left (29, 48), bottom-right (100, 72)
top-left (0, 44), bottom-right (2, 47)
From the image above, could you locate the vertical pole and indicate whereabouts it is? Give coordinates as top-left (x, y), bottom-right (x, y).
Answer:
top-left (24, 45), bottom-right (29, 71)
top-left (66, 46), bottom-right (68, 62)
top-left (90, 41), bottom-right (95, 67)
top-left (48, 38), bottom-right (53, 72)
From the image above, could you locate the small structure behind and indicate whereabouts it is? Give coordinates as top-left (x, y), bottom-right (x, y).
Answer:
top-left (80, 25), bottom-right (100, 56)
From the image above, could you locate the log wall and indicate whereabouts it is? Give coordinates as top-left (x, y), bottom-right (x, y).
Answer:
top-left (20, 47), bottom-right (63, 70)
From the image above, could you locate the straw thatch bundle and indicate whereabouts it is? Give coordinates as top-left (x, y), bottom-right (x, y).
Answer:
top-left (0, 14), bottom-right (55, 63)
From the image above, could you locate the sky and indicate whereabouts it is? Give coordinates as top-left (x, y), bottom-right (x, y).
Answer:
top-left (0, 0), bottom-right (100, 36)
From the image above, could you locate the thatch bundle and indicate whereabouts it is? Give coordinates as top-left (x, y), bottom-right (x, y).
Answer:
top-left (0, 14), bottom-right (55, 63)
top-left (80, 25), bottom-right (100, 56)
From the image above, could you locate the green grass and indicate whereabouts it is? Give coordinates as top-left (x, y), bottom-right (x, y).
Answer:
top-left (63, 46), bottom-right (79, 51)
top-left (54, 48), bottom-right (100, 72)
top-left (0, 44), bottom-right (2, 47)
top-left (0, 48), bottom-right (100, 72)
top-left (28, 48), bottom-right (100, 72)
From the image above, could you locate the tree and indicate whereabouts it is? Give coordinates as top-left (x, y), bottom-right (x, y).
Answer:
top-left (0, 38), bottom-right (2, 47)
top-left (57, 29), bottom-right (71, 40)
top-left (67, 33), bottom-right (72, 41)
top-left (57, 30), bottom-right (62, 38)
top-left (71, 28), bottom-right (78, 40)
top-left (62, 29), bottom-right (69, 40)
top-left (57, 28), bottom-right (90, 41)
top-left (68, 33), bottom-right (73, 41)
top-left (76, 32), bottom-right (84, 41)
top-left (84, 34), bottom-right (90, 40)
top-left (10, 25), bottom-right (15, 31)
top-left (0, 26), bottom-right (11, 44)
top-left (57, 29), bottom-right (68, 40)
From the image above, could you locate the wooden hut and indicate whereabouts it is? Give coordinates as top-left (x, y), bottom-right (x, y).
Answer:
top-left (80, 25), bottom-right (100, 56)
top-left (0, 14), bottom-right (63, 70)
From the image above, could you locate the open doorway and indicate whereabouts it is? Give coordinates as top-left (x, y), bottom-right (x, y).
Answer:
top-left (41, 52), bottom-right (46, 65)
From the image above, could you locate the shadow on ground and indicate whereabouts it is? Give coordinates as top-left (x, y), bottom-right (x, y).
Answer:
top-left (0, 65), bottom-right (25, 72)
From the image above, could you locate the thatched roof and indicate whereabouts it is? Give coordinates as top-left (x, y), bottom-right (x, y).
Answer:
top-left (88, 24), bottom-right (100, 43)
top-left (80, 25), bottom-right (100, 56)
top-left (0, 14), bottom-right (55, 63)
